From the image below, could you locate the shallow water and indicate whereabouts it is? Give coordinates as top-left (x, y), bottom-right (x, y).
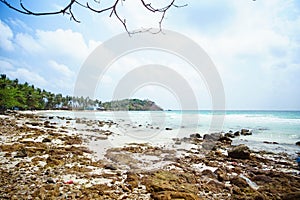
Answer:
top-left (38, 110), bottom-right (300, 155)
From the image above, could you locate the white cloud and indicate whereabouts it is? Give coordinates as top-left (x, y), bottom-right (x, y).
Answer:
top-left (15, 33), bottom-right (42, 53)
top-left (7, 68), bottom-right (47, 86)
top-left (48, 60), bottom-right (74, 77)
top-left (8, 18), bottom-right (33, 32)
top-left (0, 60), bottom-right (14, 71)
top-left (0, 20), bottom-right (14, 51)
top-left (36, 29), bottom-right (91, 61)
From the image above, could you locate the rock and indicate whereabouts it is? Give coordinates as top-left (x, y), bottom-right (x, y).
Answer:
top-left (14, 148), bottom-right (28, 158)
top-left (203, 133), bottom-right (222, 141)
top-left (202, 141), bottom-right (216, 150)
top-left (201, 169), bottom-right (216, 179)
top-left (241, 129), bottom-right (252, 136)
top-left (165, 128), bottom-right (172, 130)
top-left (175, 140), bottom-right (181, 145)
top-left (296, 141), bottom-right (300, 146)
top-left (104, 164), bottom-right (117, 170)
top-left (282, 191), bottom-right (300, 200)
top-left (230, 176), bottom-right (248, 188)
top-left (228, 144), bottom-right (251, 159)
top-left (42, 138), bottom-right (51, 143)
top-left (46, 178), bottom-right (55, 184)
top-left (190, 133), bottom-right (201, 138)
top-left (125, 172), bottom-right (139, 190)
top-left (152, 191), bottom-right (199, 200)
top-left (225, 132), bottom-right (235, 138)
top-left (218, 136), bottom-right (232, 144)
top-left (263, 141), bottom-right (279, 145)
top-left (253, 175), bottom-right (273, 183)
top-left (215, 168), bottom-right (229, 182)
top-left (234, 131), bottom-right (240, 136)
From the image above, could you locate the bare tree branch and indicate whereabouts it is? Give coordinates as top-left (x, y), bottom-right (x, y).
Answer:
top-left (0, 0), bottom-right (187, 34)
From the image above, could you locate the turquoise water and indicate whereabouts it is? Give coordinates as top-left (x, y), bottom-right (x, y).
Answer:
top-left (41, 110), bottom-right (300, 154)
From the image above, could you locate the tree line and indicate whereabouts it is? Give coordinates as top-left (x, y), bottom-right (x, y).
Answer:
top-left (0, 74), bottom-right (162, 111)
top-left (0, 74), bottom-right (101, 111)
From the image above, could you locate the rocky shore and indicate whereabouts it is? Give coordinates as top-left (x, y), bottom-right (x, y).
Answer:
top-left (1, 112), bottom-right (300, 199)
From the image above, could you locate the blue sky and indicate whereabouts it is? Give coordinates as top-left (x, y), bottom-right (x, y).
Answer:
top-left (0, 0), bottom-right (300, 110)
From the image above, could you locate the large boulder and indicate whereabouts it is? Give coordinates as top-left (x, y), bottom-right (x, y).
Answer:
top-left (203, 133), bottom-right (222, 141)
top-left (228, 144), bottom-right (251, 159)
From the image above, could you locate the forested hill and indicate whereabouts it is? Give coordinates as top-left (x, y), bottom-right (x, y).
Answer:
top-left (102, 99), bottom-right (163, 111)
top-left (0, 74), bottom-right (163, 111)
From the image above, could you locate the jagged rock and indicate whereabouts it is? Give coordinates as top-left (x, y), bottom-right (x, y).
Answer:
top-left (228, 144), bottom-right (251, 159)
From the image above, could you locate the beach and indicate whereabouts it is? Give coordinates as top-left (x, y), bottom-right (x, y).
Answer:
top-left (1, 111), bottom-right (300, 199)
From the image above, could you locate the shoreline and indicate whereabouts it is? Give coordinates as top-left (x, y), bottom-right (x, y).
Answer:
top-left (1, 112), bottom-right (300, 199)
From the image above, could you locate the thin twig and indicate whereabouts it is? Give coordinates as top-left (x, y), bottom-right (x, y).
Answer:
top-left (0, 0), bottom-right (185, 34)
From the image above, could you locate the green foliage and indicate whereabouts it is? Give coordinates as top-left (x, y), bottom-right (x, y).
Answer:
top-left (0, 74), bottom-right (163, 111)
top-left (102, 99), bottom-right (163, 111)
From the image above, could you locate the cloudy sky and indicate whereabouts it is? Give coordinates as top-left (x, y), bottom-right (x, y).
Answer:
top-left (0, 0), bottom-right (300, 110)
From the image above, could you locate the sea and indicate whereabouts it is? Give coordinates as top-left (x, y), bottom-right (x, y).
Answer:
top-left (40, 110), bottom-right (300, 156)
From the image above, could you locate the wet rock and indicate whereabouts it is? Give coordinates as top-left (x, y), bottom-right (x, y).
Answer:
top-left (296, 141), bottom-right (300, 146)
top-left (42, 138), bottom-right (51, 143)
top-left (165, 127), bottom-right (172, 130)
top-left (218, 136), bottom-right (232, 144)
top-left (241, 129), bottom-right (252, 136)
top-left (263, 141), bottom-right (279, 145)
top-left (190, 133), bottom-right (201, 138)
top-left (225, 132), bottom-right (235, 138)
top-left (234, 131), bottom-right (240, 136)
top-left (228, 144), bottom-right (251, 159)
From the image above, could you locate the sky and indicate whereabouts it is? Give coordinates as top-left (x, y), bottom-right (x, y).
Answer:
top-left (0, 0), bottom-right (300, 110)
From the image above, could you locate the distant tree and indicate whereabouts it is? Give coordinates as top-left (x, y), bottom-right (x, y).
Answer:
top-left (0, 0), bottom-right (186, 34)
